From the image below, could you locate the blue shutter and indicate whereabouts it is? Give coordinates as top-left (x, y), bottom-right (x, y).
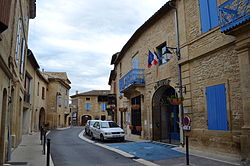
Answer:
top-left (86, 103), bottom-right (90, 111)
top-left (199, 0), bottom-right (210, 33)
top-left (102, 104), bottom-right (106, 111)
top-left (206, 84), bottom-right (228, 130)
top-left (208, 0), bottom-right (219, 28)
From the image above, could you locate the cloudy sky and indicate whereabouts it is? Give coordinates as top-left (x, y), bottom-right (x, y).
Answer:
top-left (29, 0), bottom-right (167, 96)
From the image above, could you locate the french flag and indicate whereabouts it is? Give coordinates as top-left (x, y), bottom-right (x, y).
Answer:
top-left (148, 50), bottom-right (158, 68)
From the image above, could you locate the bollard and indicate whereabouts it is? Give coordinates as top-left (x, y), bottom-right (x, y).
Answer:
top-left (40, 128), bottom-right (43, 145)
top-left (186, 136), bottom-right (189, 165)
top-left (47, 139), bottom-right (51, 166)
top-left (43, 132), bottom-right (46, 155)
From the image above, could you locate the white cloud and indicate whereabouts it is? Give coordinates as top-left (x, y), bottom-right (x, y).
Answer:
top-left (29, 0), bottom-right (167, 95)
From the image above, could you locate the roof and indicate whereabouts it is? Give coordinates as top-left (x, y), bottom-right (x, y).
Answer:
top-left (42, 72), bottom-right (71, 89)
top-left (43, 72), bottom-right (71, 84)
top-left (108, 70), bottom-right (116, 85)
top-left (114, 1), bottom-right (174, 64)
top-left (27, 49), bottom-right (40, 69)
top-left (110, 52), bottom-right (119, 65)
top-left (71, 90), bottom-right (110, 98)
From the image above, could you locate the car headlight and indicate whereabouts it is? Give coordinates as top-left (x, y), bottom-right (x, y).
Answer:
top-left (121, 132), bottom-right (125, 134)
top-left (104, 132), bottom-right (112, 135)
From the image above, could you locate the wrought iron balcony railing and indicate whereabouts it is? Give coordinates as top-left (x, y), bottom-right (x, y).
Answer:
top-left (219, 0), bottom-right (250, 32)
top-left (119, 69), bottom-right (145, 92)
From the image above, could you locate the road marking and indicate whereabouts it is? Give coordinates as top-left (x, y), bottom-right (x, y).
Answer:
top-left (133, 159), bottom-right (160, 166)
top-left (78, 130), bottom-right (160, 166)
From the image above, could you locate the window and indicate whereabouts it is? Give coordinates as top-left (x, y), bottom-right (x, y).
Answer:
top-left (42, 87), bottom-right (45, 99)
top-left (86, 103), bottom-right (90, 111)
top-left (101, 103), bottom-right (106, 111)
top-left (157, 42), bottom-right (172, 65)
top-left (64, 99), bottom-right (68, 107)
top-left (15, 19), bottom-right (22, 63)
top-left (0, 0), bottom-right (12, 33)
top-left (37, 82), bottom-right (40, 96)
top-left (199, 0), bottom-right (219, 33)
top-left (86, 97), bottom-right (90, 101)
top-left (20, 38), bottom-right (26, 74)
top-left (65, 89), bottom-right (68, 95)
top-left (206, 84), bottom-right (228, 130)
top-left (132, 56), bottom-right (138, 69)
top-left (57, 95), bottom-right (62, 106)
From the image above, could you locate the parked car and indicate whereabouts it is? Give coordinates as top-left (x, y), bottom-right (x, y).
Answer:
top-left (85, 120), bottom-right (101, 135)
top-left (90, 121), bottom-right (125, 142)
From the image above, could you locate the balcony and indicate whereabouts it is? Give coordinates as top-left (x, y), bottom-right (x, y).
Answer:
top-left (219, 0), bottom-right (250, 33)
top-left (119, 69), bottom-right (145, 93)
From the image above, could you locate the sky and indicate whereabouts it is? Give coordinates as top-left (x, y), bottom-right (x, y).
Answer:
top-left (29, 0), bottom-right (167, 96)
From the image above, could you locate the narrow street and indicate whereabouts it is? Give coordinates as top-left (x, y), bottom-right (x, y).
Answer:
top-left (47, 127), bottom-right (144, 166)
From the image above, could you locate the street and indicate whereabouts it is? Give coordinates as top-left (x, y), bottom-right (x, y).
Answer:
top-left (47, 127), bottom-right (144, 166)
top-left (47, 127), bottom-right (238, 166)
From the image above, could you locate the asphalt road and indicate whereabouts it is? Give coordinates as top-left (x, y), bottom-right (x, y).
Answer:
top-left (47, 127), bottom-right (144, 166)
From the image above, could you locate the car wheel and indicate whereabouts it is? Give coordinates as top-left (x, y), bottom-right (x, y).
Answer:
top-left (91, 132), bottom-right (95, 140)
top-left (100, 134), bottom-right (105, 142)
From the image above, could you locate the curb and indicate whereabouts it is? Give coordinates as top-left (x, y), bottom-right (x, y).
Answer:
top-left (78, 130), bottom-right (160, 166)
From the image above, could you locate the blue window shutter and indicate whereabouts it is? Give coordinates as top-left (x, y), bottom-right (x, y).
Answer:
top-left (206, 84), bottom-right (228, 130)
top-left (199, 0), bottom-right (210, 33)
top-left (86, 103), bottom-right (90, 110)
top-left (208, 0), bottom-right (219, 28)
top-left (102, 104), bottom-right (106, 111)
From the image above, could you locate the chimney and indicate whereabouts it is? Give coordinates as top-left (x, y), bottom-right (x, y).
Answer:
top-left (76, 90), bottom-right (78, 95)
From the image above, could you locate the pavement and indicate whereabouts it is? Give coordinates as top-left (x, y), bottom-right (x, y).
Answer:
top-left (5, 132), bottom-right (54, 166)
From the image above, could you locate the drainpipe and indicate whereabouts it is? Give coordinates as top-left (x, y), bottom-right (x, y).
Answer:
top-left (169, 1), bottom-right (184, 145)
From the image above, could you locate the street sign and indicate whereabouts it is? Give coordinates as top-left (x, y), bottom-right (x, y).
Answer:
top-left (183, 126), bottom-right (191, 130)
top-left (183, 116), bottom-right (191, 131)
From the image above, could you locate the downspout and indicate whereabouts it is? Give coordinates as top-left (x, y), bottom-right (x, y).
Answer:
top-left (169, 1), bottom-right (184, 145)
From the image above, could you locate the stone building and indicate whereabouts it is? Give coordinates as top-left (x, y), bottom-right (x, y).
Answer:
top-left (110, 0), bottom-right (249, 164)
top-left (0, 0), bottom-right (36, 164)
top-left (71, 90), bottom-right (111, 126)
top-left (42, 72), bottom-right (71, 129)
top-left (24, 49), bottom-right (48, 133)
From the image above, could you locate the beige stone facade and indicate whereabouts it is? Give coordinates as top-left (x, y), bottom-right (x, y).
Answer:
top-left (0, 1), bottom-right (72, 164)
top-left (110, 0), bottom-right (250, 164)
top-left (43, 72), bottom-right (71, 129)
top-left (71, 90), bottom-right (112, 126)
top-left (24, 49), bottom-right (48, 134)
top-left (0, 0), bottom-right (36, 164)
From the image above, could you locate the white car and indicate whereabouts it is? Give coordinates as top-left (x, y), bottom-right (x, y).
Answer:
top-left (85, 120), bottom-right (101, 135)
top-left (90, 121), bottom-right (125, 142)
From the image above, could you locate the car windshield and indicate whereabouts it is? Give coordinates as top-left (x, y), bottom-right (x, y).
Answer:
top-left (101, 122), bottom-right (119, 128)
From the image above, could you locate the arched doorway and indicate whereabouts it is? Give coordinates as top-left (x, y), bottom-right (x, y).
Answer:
top-left (0, 89), bottom-right (7, 164)
top-left (81, 115), bottom-right (91, 126)
top-left (39, 107), bottom-right (45, 130)
top-left (152, 85), bottom-right (180, 144)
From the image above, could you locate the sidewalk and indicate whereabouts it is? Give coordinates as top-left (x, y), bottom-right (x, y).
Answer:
top-left (5, 132), bottom-right (53, 166)
top-left (125, 135), bottom-right (241, 166)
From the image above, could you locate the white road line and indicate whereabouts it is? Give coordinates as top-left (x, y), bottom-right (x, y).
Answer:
top-left (78, 130), bottom-right (160, 166)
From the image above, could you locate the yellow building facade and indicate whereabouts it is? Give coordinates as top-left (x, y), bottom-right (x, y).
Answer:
top-left (43, 72), bottom-right (71, 129)
top-left (71, 90), bottom-right (111, 126)
top-left (0, 0), bottom-right (36, 164)
top-left (110, 0), bottom-right (250, 164)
